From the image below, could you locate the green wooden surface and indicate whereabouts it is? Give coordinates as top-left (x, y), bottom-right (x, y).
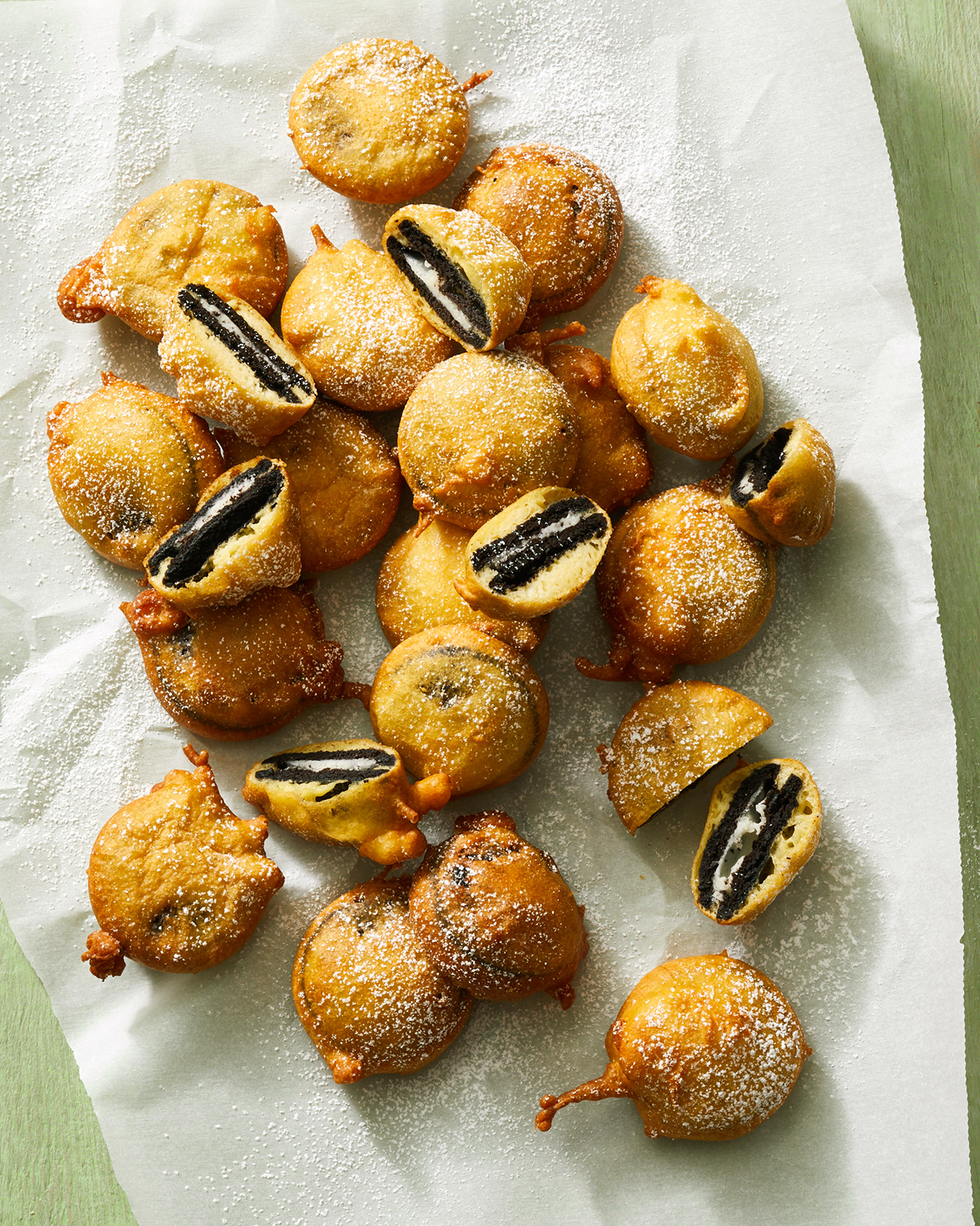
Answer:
top-left (1, 2), bottom-right (976, 1221)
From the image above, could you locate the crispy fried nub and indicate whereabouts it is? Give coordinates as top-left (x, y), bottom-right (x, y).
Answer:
top-left (216, 398), bottom-right (400, 574)
top-left (410, 811), bottom-right (588, 1007)
top-left (692, 758), bottom-right (822, 924)
top-left (83, 745), bottom-right (283, 978)
top-left (243, 739), bottom-right (451, 865)
top-left (47, 372), bottom-right (223, 571)
top-left (455, 144), bottom-right (623, 326)
top-left (611, 277), bottom-right (763, 461)
top-left (120, 585), bottom-right (345, 741)
top-left (289, 39), bottom-right (487, 204)
top-left (722, 417), bottom-right (836, 547)
top-left (536, 953), bottom-right (810, 1139)
top-left (57, 180), bottom-right (288, 342)
top-left (597, 680), bottom-right (773, 834)
top-left (280, 229), bottom-right (457, 414)
top-left (293, 877), bottom-right (472, 1082)
top-left (577, 474), bottom-right (776, 686)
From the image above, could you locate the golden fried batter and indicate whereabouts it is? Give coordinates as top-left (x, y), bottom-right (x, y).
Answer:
top-left (120, 585), bottom-right (346, 741)
top-left (57, 180), bottom-right (288, 342)
top-left (397, 350), bottom-right (579, 530)
top-left (289, 39), bottom-right (489, 204)
top-left (280, 228), bottom-right (457, 414)
top-left (375, 518), bottom-right (549, 655)
top-left (536, 953), bottom-right (810, 1139)
top-left (293, 877), bottom-right (473, 1082)
top-left (455, 144), bottom-right (623, 326)
top-left (410, 810), bottom-right (588, 1007)
top-left (217, 399), bottom-right (400, 574)
top-left (611, 277), bottom-right (763, 460)
top-left (369, 624), bottom-right (549, 796)
top-left (596, 680), bottom-right (773, 834)
top-left (82, 745), bottom-right (283, 979)
top-left (577, 475), bottom-right (776, 686)
top-left (47, 372), bottom-right (223, 570)
top-left (510, 329), bottom-right (652, 513)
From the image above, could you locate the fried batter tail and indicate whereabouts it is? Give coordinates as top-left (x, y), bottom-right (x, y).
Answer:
top-left (535, 1061), bottom-right (631, 1131)
top-left (82, 930), bottom-right (126, 979)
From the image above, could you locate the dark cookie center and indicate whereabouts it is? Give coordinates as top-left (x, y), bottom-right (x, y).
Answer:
top-left (470, 496), bottom-right (607, 593)
top-left (697, 763), bottom-right (803, 920)
top-left (386, 220), bottom-right (492, 349)
top-left (730, 426), bottom-right (792, 506)
top-left (146, 459), bottom-right (285, 589)
top-left (254, 746), bottom-right (397, 801)
top-left (177, 283), bottom-right (313, 403)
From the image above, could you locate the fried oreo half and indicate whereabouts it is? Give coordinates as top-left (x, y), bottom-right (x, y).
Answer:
top-left (244, 739), bottom-right (451, 865)
top-left (383, 205), bottom-right (532, 352)
top-left (692, 758), bottom-right (822, 924)
top-left (145, 458), bottom-right (301, 613)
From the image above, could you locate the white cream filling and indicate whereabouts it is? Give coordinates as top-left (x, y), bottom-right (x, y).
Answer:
top-left (710, 797), bottom-right (767, 907)
top-left (399, 244), bottom-right (474, 334)
top-left (279, 754), bottom-right (394, 777)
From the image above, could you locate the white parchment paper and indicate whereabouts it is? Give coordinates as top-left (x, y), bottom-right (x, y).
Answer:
top-left (0, 1), bottom-right (970, 1222)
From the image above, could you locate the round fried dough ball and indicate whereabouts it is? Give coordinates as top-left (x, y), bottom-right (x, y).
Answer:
top-left (578, 476), bottom-right (776, 686)
top-left (293, 877), bottom-right (473, 1083)
top-left (369, 624), bottom-right (549, 796)
top-left (289, 39), bottom-right (488, 205)
top-left (120, 585), bottom-right (346, 741)
top-left (280, 229), bottom-right (457, 413)
top-left (375, 518), bottom-right (548, 656)
top-left (397, 350), bottom-right (579, 530)
top-left (217, 399), bottom-right (401, 575)
top-left (47, 372), bottom-right (223, 570)
top-left (410, 810), bottom-right (588, 1007)
top-left (611, 277), bottom-right (763, 460)
top-left (455, 144), bottom-right (623, 326)
top-left (83, 746), bottom-right (283, 979)
top-left (57, 180), bottom-right (288, 342)
top-left (536, 953), bottom-right (810, 1139)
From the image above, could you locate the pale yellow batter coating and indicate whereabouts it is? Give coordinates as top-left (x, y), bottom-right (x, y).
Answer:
top-left (611, 277), bottom-right (763, 460)
top-left (289, 39), bottom-right (488, 204)
top-left (280, 228), bottom-right (457, 413)
top-left (597, 680), bottom-right (773, 834)
top-left (57, 180), bottom-right (288, 342)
